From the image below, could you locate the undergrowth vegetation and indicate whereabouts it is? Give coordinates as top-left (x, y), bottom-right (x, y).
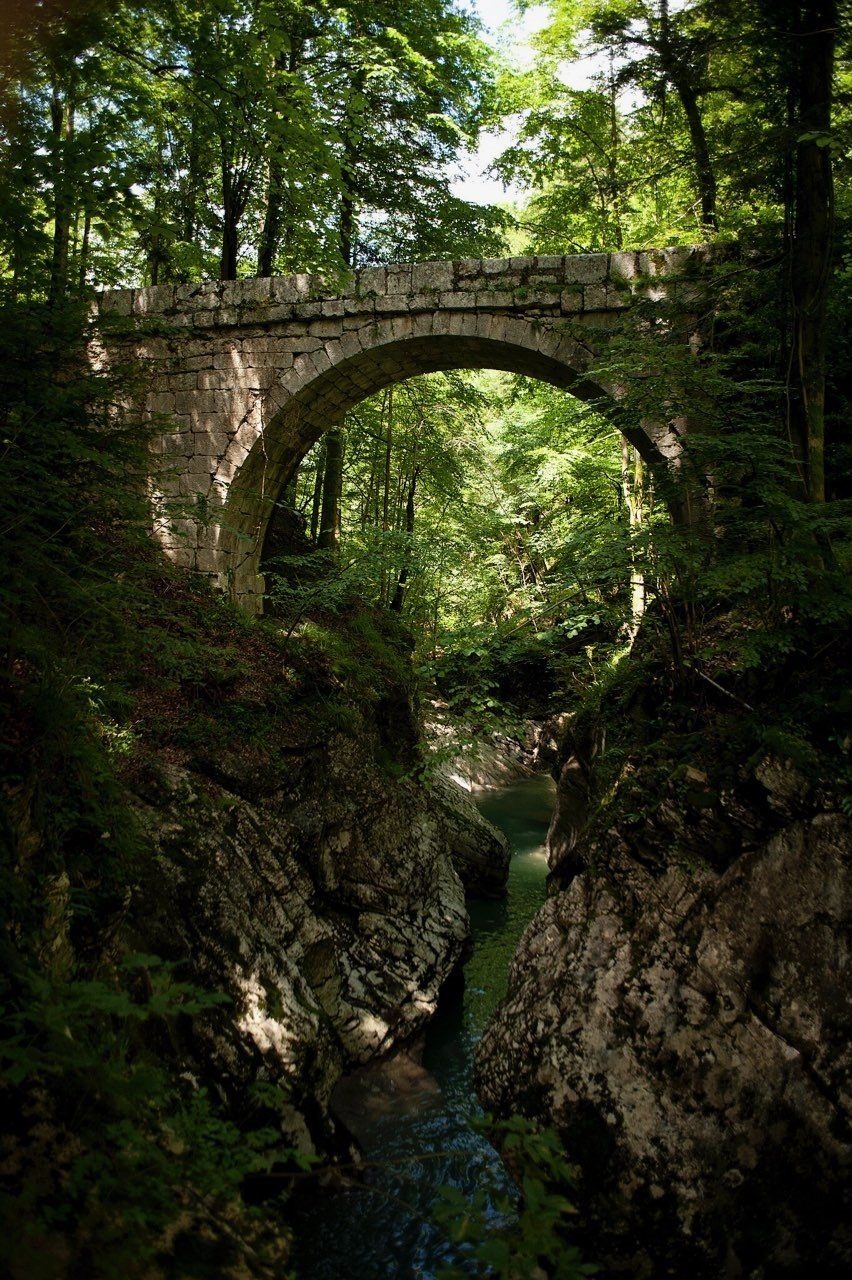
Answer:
top-left (0, 304), bottom-right (425, 1277)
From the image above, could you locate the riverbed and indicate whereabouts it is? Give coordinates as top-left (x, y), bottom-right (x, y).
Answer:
top-left (290, 773), bottom-right (555, 1279)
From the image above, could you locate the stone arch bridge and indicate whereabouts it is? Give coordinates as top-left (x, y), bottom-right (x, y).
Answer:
top-left (98, 245), bottom-right (726, 612)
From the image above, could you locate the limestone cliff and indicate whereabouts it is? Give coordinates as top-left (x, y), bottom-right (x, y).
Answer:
top-left (476, 748), bottom-right (851, 1278)
top-left (128, 728), bottom-right (508, 1156)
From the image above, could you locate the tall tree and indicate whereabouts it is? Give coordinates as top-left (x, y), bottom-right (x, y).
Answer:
top-left (787, 0), bottom-right (838, 502)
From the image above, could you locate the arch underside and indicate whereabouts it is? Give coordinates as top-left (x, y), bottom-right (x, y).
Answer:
top-left (217, 333), bottom-right (611, 575)
top-left (212, 328), bottom-right (672, 605)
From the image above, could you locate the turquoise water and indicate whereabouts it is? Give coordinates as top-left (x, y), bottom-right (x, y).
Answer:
top-left (290, 774), bottom-right (554, 1279)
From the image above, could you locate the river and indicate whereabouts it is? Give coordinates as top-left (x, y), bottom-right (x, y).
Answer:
top-left (290, 773), bottom-right (555, 1279)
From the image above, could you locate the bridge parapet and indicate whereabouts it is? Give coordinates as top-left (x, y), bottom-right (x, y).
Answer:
top-left (99, 246), bottom-right (721, 332)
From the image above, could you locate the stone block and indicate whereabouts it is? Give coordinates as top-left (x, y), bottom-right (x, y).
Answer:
top-left (476, 290), bottom-right (512, 308)
top-left (637, 249), bottom-right (670, 278)
top-left (242, 336), bottom-right (282, 353)
top-left (486, 313), bottom-right (511, 341)
top-left (271, 273), bottom-right (313, 303)
top-left (172, 390), bottom-right (202, 414)
top-left (178, 470), bottom-right (215, 497)
top-left (410, 313), bottom-right (435, 338)
top-left (193, 547), bottom-right (224, 574)
top-left (583, 284), bottom-right (610, 311)
top-left (133, 284), bottom-right (175, 316)
top-left (390, 315), bottom-right (414, 341)
top-left (309, 349), bottom-right (332, 376)
top-left (268, 352), bottom-right (294, 375)
top-left (226, 441), bottom-right (251, 469)
top-left (173, 281), bottom-right (217, 309)
top-left (282, 337), bottom-right (327, 354)
top-left (231, 277), bottom-right (273, 307)
top-left (138, 338), bottom-right (172, 361)
top-left (255, 304), bottom-right (298, 323)
top-left (335, 331), bottom-right (364, 361)
top-left (165, 371), bottom-right (199, 391)
top-left (411, 261), bottom-right (454, 292)
top-left (292, 301), bottom-right (325, 319)
top-left (560, 290), bottom-right (584, 314)
top-left (212, 351), bottom-right (243, 371)
top-left (562, 253), bottom-right (608, 285)
top-left (147, 391), bottom-right (176, 415)
top-left (453, 313), bottom-right (481, 338)
top-left (455, 258), bottom-right (481, 278)
top-left (527, 273), bottom-right (565, 290)
top-left (159, 431), bottom-right (195, 458)
top-left (307, 320), bottom-right (345, 338)
top-left (436, 291), bottom-right (477, 310)
top-left (344, 295), bottom-right (374, 315)
top-left (99, 289), bottom-right (134, 316)
top-left (190, 427), bottom-right (232, 452)
top-left (246, 350), bottom-right (294, 370)
top-left (356, 266), bottom-right (387, 296)
top-left (481, 257), bottom-right (506, 275)
top-left (385, 266), bottom-right (413, 294)
top-left (608, 250), bottom-right (640, 281)
top-left (205, 307), bottom-right (242, 327)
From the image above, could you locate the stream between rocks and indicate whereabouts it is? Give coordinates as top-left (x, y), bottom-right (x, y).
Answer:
top-left (290, 773), bottom-right (555, 1279)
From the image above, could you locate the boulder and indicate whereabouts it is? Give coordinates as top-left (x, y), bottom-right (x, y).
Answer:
top-left (476, 772), bottom-right (851, 1277)
top-left (129, 730), bottom-right (471, 1156)
top-left (432, 774), bottom-right (512, 896)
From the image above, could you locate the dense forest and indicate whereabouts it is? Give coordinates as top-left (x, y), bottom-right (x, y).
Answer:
top-left (2, 0), bottom-right (851, 1276)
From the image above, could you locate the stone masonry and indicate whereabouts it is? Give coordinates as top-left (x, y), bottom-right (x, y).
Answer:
top-left (97, 245), bottom-right (726, 612)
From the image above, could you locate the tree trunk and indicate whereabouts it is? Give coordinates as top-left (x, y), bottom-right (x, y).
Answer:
top-left (658, 0), bottom-right (717, 232)
top-left (77, 206), bottom-right (91, 292)
top-left (382, 387), bottom-right (393, 532)
top-left (182, 110), bottom-right (201, 247)
top-left (310, 442), bottom-right (325, 544)
top-left (608, 46), bottom-right (624, 249)
top-left (621, 435), bottom-right (646, 639)
top-left (339, 183), bottom-right (355, 269)
top-left (257, 39), bottom-right (303, 277)
top-left (338, 72), bottom-right (364, 269)
top-left (220, 162), bottom-right (240, 281)
top-left (48, 79), bottom-right (75, 304)
top-left (220, 157), bottom-right (252, 281)
top-left (257, 159), bottom-right (284, 278)
top-left (675, 76), bottom-right (718, 231)
top-left (789, 0), bottom-right (836, 503)
top-left (390, 469), bottom-right (418, 613)
top-left (317, 427), bottom-right (344, 554)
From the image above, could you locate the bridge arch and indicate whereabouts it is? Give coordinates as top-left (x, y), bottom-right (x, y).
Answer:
top-left (97, 246), bottom-right (723, 611)
top-left (219, 315), bottom-right (619, 602)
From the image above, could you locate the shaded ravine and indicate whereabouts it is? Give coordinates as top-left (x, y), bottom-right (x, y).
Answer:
top-left (290, 774), bottom-right (555, 1279)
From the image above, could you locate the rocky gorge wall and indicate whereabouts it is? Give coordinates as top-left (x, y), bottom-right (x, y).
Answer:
top-left (127, 727), bottom-right (509, 1159)
top-left (476, 738), bottom-right (851, 1278)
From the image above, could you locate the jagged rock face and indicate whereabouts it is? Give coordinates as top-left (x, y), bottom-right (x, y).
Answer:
top-left (476, 777), bottom-right (851, 1277)
top-left (130, 733), bottom-right (487, 1154)
top-left (430, 717), bottom-right (569, 793)
top-left (431, 774), bottom-right (511, 896)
